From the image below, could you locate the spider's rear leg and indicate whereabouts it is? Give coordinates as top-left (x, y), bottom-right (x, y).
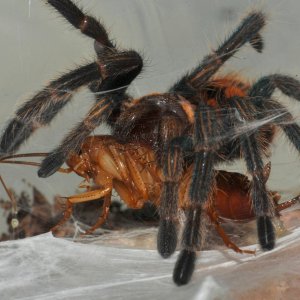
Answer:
top-left (156, 101), bottom-right (193, 257)
top-left (249, 74), bottom-right (300, 152)
top-left (249, 74), bottom-right (300, 100)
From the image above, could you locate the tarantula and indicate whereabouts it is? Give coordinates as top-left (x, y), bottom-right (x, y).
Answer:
top-left (0, 0), bottom-right (300, 285)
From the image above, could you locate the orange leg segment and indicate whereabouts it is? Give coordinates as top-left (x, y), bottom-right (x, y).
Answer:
top-left (82, 194), bottom-right (111, 235)
top-left (51, 200), bottom-right (74, 232)
top-left (207, 210), bottom-right (255, 255)
top-left (51, 187), bottom-right (112, 233)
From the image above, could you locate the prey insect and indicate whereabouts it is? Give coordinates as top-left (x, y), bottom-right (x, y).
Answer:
top-left (1, 137), bottom-right (299, 255)
top-left (1, 0), bottom-right (300, 285)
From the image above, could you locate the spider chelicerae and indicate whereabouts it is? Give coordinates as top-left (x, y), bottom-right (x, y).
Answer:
top-left (1, 0), bottom-right (300, 285)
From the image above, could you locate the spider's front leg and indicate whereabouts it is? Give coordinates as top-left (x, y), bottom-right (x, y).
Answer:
top-left (157, 116), bottom-right (191, 258)
top-left (0, 63), bottom-right (101, 155)
top-left (38, 92), bottom-right (120, 177)
top-left (38, 48), bottom-right (143, 177)
top-left (173, 104), bottom-right (220, 285)
top-left (0, 0), bottom-right (116, 156)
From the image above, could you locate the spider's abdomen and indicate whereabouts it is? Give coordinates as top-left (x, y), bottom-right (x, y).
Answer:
top-left (198, 75), bottom-right (250, 107)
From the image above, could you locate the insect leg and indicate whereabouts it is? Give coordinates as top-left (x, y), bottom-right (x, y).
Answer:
top-left (51, 187), bottom-right (112, 232)
top-left (207, 209), bottom-right (255, 254)
top-left (83, 194), bottom-right (112, 235)
top-left (275, 194), bottom-right (300, 213)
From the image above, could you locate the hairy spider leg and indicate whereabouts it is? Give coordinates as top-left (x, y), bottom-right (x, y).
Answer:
top-left (39, 0), bottom-right (143, 177)
top-left (249, 74), bottom-right (300, 153)
top-left (0, 63), bottom-right (101, 155)
top-left (47, 0), bottom-right (114, 46)
top-left (156, 99), bottom-right (193, 260)
top-left (157, 136), bottom-right (185, 259)
top-left (230, 97), bottom-right (275, 250)
top-left (241, 74), bottom-right (300, 250)
top-left (170, 11), bottom-right (266, 95)
top-left (173, 104), bottom-right (220, 286)
top-left (38, 94), bottom-right (120, 177)
top-left (179, 164), bottom-right (257, 255)
top-left (0, 0), bottom-right (144, 179)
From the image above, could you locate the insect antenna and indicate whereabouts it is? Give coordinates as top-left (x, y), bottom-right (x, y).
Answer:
top-left (0, 153), bottom-right (72, 174)
top-left (0, 153), bottom-right (75, 240)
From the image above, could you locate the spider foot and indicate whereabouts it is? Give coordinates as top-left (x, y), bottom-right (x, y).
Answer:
top-left (0, 119), bottom-right (33, 156)
top-left (157, 220), bottom-right (178, 258)
top-left (249, 33), bottom-right (264, 53)
top-left (38, 151), bottom-right (66, 178)
top-left (173, 250), bottom-right (196, 286)
top-left (257, 216), bottom-right (275, 251)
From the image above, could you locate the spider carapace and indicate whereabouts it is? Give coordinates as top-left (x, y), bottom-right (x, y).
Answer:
top-left (0, 0), bottom-right (300, 285)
